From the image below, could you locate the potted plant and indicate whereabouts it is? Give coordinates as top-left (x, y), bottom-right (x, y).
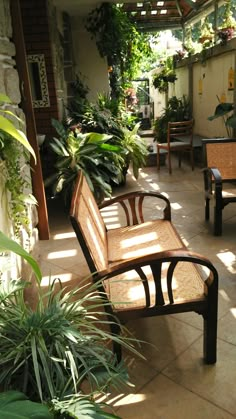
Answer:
top-left (153, 96), bottom-right (192, 143)
top-left (217, 1), bottom-right (236, 45)
top-left (152, 57), bottom-right (177, 94)
top-left (45, 119), bottom-right (124, 206)
top-left (199, 18), bottom-right (214, 44)
top-left (0, 229), bottom-right (140, 418)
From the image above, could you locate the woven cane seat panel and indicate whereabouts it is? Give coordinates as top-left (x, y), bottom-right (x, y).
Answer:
top-left (79, 182), bottom-right (108, 271)
top-left (107, 220), bottom-right (183, 262)
top-left (105, 262), bottom-right (206, 310)
top-left (206, 143), bottom-right (236, 179)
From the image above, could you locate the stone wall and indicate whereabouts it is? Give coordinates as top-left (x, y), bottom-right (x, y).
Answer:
top-left (0, 0), bottom-right (39, 282)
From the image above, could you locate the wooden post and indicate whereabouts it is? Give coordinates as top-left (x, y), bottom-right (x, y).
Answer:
top-left (10, 0), bottom-right (49, 240)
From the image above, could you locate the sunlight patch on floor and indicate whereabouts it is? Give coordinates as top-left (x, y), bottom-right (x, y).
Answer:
top-left (53, 232), bottom-right (76, 240)
top-left (47, 249), bottom-right (77, 259)
top-left (217, 251), bottom-right (236, 273)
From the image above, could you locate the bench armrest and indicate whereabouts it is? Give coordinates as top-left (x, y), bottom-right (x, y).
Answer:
top-left (203, 167), bottom-right (223, 199)
top-left (99, 191), bottom-right (171, 225)
top-left (98, 248), bottom-right (218, 307)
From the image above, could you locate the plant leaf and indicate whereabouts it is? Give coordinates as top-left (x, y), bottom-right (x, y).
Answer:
top-left (0, 230), bottom-right (42, 283)
top-left (0, 391), bottom-right (52, 418)
top-left (0, 115), bottom-right (36, 162)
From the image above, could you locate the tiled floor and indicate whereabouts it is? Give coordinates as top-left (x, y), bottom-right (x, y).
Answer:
top-left (37, 159), bottom-right (236, 419)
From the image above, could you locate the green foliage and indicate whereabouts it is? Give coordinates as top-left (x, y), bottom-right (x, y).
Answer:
top-left (152, 57), bottom-right (177, 93)
top-left (0, 94), bottom-right (36, 162)
top-left (52, 396), bottom-right (121, 418)
top-left (153, 96), bottom-right (192, 142)
top-left (121, 123), bottom-right (148, 179)
top-left (0, 132), bottom-right (37, 235)
top-left (0, 391), bottom-right (52, 419)
top-left (208, 102), bottom-right (236, 136)
top-left (45, 120), bottom-right (124, 204)
top-left (0, 94), bottom-right (37, 237)
top-left (86, 3), bottom-right (151, 99)
top-left (0, 277), bottom-right (138, 406)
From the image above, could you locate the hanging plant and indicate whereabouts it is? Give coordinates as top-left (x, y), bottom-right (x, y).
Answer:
top-left (86, 3), bottom-right (151, 100)
top-left (152, 57), bottom-right (177, 93)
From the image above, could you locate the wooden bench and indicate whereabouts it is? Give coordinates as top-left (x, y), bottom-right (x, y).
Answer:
top-left (202, 138), bottom-right (236, 235)
top-left (70, 171), bottom-right (218, 364)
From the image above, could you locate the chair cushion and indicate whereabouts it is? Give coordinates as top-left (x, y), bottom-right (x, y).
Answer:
top-left (107, 220), bottom-right (183, 262)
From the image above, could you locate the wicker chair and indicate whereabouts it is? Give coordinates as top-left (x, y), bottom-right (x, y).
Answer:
top-left (157, 120), bottom-right (194, 174)
top-left (203, 138), bottom-right (236, 235)
top-left (70, 171), bottom-right (218, 364)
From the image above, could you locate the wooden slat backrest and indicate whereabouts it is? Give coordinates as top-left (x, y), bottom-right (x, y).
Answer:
top-left (70, 172), bottom-right (108, 272)
top-left (205, 140), bottom-right (236, 180)
top-left (168, 120), bottom-right (193, 143)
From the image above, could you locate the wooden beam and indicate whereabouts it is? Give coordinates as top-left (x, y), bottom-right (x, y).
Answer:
top-left (10, 0), bottom-right (49, 240)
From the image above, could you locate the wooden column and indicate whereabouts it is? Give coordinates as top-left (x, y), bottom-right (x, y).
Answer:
top-left (10, 0), bottom-right (49, 240)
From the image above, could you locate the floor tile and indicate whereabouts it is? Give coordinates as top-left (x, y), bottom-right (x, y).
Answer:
top-left (163, 338), bottom-right (236, 416)
top-left (115, 374), bottom-right (234, 419)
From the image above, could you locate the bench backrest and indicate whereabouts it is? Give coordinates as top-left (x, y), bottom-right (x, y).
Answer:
top-left (203, 138), bottom-right (236, 180)
top-left (70, 171), bottom-right (108, 273)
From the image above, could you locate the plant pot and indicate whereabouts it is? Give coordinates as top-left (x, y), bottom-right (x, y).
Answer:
top-left (199, 35), bottom-right (213, 44)
top-left (218, 27), bottom-right (235, 45)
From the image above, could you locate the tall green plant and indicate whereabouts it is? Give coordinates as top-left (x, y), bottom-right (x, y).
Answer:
top-left (45, 120), bottom-right (124, 205)
top-left (121, 123), bottom-right (148, 179)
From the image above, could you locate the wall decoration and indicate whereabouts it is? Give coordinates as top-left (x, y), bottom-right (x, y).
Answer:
top-left (220, 92), bottom-right (226, 103)
top-left (198, 78), bottom-right (203, 95)
top-left (228, 67), bottom-right (234, 90)
top-left (27, 54), bottom-right (50, 108)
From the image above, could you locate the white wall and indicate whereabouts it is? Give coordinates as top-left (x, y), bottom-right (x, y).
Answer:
top-left (152, 42), bottom-right (236, 138)
top-left (71, 16), bottom-right (109, 102)
top-left (192, 52), bottom-right (234, 138)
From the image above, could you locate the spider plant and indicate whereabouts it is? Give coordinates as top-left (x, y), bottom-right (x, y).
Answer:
top-left (45, 119), bottom-right (124, 205)
top-left (0, 276), bottom-right (137, 399)
top-left (0, 230), bottom-right (140, 418)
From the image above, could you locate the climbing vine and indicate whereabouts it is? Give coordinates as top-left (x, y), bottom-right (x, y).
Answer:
top-left (86, 3), bottom-right (151, 100)
top-left (0, 94), bottom-right (36, 238)
top-left (0, 133), bottom-right (36, 236)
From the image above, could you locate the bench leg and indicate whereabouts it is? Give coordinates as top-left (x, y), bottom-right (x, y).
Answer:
top-left (214, 204), bottom-right (222, 236)
top-left (205, 198), bottom-right (210, 221)
top-left (203, 314), bottom-right (217, 364)
top-left (203, 291), bottom-right (218, 364)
